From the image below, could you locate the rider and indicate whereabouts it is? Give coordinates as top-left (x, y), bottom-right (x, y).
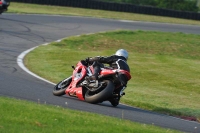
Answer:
top-left (85, 49), bottom-right (130, 87)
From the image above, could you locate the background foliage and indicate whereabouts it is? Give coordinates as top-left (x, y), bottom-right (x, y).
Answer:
top-left (100, 0), bottom-right (199, 12)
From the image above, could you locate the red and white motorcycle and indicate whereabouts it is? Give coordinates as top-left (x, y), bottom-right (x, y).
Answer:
top-left (53, 60), bottom-right (131, 107)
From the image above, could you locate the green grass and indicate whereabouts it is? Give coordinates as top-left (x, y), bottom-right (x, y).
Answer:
top-left (24, 30), bottom-right (200, 121)
top-left (0, 97), bottom-right (181, 133)
top-left (8, 2), bottom-right (200, 25)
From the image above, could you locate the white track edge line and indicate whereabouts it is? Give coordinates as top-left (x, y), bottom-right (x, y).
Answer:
top-left (16, 33), bottom-right (105, 86)
top-left (17, 45), bottom-right (56, 86)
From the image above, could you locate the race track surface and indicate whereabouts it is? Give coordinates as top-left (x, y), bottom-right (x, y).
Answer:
top-left (0, 14), bottom-right (200, 132)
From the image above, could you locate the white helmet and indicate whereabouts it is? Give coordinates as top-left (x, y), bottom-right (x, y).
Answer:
top-left (115, 49), bottom-right (128, 60)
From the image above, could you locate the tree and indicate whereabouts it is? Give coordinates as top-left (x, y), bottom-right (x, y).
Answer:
top-left (154, 0), bottom-right (199, 12)
top-left (100, 0), bottom-right (199, 12)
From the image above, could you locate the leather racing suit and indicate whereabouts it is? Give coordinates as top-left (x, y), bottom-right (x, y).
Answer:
top-left (88, 55), bottom-right (130, 83)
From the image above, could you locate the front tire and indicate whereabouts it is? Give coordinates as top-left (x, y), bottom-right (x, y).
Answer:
top-left (53, 76), bottom-right (72, 96)
top-left (85, 80), bottom-right (114, 104)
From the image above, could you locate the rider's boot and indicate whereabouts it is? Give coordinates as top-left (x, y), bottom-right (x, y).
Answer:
top-left (86, 75), bottom-right (98, 88)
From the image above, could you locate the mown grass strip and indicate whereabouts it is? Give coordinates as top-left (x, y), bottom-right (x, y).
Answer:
top-left (0, 96), bottom-right (181, 133)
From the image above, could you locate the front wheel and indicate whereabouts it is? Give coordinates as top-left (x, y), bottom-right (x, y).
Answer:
top-left (53, 76), bottom-right (72, 96)
top-left (84, 80), bottom-right (114, 104)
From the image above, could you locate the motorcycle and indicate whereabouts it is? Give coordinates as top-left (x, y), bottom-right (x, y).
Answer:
top-left (53, 60), bottom-right (131, 107)
top-left (0, 0), bottom-right (9, 14)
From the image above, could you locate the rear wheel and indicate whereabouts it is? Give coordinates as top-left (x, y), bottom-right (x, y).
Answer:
top-left (109, 97), bottom-right (120, 107)
top-left (53, 76), bottom-right (72, 96)
top-left (85, 80), bottom-right (114, 104)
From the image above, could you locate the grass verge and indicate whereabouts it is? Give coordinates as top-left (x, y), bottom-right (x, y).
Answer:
top-left (0, 96), bottom-right (181, 133)
top-left (8, 2), bottom-right (200, 26)
top-left (24, 30), bottom-right (200, 121)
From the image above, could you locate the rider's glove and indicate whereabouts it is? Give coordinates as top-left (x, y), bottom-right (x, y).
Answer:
top-left (90, 56), bottom-right (101, 62)
top-left (85, 57), bottom-right (92, 63)
top-left (85, 56), bottom-right (101, 63)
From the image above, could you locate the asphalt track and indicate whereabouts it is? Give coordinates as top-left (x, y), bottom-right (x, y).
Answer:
top-left (0, 13), bottom-right (200, 133)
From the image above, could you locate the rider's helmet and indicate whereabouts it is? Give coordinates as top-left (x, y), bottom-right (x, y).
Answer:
top-left (115, 49), bottom-right (128, 60)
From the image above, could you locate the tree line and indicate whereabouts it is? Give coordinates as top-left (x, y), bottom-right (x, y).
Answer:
top-left (100, 0), bottom-right (199, 12)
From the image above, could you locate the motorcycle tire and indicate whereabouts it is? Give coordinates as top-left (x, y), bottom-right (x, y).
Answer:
top-left (53, 76), bottom-right (72, 96)
top-left (109, 97), bottom-right (119, 107)
top-left (85, 80), bottom-right (114, 104)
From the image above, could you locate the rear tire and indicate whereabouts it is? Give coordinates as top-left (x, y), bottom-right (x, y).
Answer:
top-left (85, 80), bottom-right (114, 104)
top-left (53, 76), bottom-right (72, 96)
top-left (109, 97), bottom-right (119, 107)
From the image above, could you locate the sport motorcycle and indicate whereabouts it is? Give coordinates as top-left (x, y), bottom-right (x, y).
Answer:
top-left (0, 0), bottom-right (9, 14)
top-left (53, 60), bottom-right (131, 107)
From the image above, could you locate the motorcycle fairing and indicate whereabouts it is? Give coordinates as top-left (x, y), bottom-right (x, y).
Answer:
top-left (65, 64), bottom-right (87, 101)
top-left (100, 69), bottom-right (116, 76)
top-left (117, 69), bottom-right (131, 80)
top-left (66, 87), bottom-right (84, 101)
top-left (100, 69), bottom-right (131, 80)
